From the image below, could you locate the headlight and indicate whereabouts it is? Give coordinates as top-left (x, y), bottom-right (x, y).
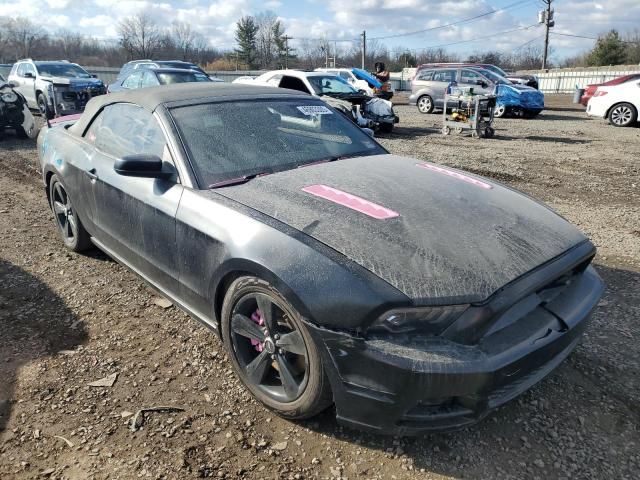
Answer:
top-left (368, 305), bottom-right (468, 335)
top-left (1, 91), bottom-right (18, 103)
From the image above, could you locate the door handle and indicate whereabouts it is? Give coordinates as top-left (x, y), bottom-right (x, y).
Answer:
top-left (85, 168), bottom-right (98, 181)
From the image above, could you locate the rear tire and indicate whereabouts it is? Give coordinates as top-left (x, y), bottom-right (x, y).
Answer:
top-left (221, 276), bottom-right (332, 420)
top-left (494, 104), bottom-right (507, 118)
top-left (608, 103), bottom-right (637, 127)
top-left (417, 95), bottom-right (434, 114)
top-left (49, 174), bottom-right (92, 252)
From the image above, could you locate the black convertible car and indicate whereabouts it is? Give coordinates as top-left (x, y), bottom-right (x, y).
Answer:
top-left (38, 83), bottom-right (604, 435)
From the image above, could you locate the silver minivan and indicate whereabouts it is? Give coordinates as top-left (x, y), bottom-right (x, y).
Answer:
top-left (409, 67), bottom-right (494, 113)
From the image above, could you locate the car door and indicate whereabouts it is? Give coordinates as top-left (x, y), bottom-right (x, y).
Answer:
top-left (459, 69), bottom-right (492, 95)
top-left (14, 63), bottom-right (37, 107)
top-left (431, 69), bottom-right (457, 108)
top-left (89, 103), bottom-right (184, 294)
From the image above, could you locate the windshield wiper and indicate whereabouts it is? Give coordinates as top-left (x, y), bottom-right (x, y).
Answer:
top-left (209, 172), bottom-right (269, 189)
top-left (297, 153), bottom-right (363, 168)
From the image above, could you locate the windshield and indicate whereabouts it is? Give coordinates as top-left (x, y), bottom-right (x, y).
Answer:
top-left (475, 69), bottom-right (510, 85)
top-left (307, 75), bottom-right (358, 95)
top-left (170, 99), bottom-right (385, 188)
top-left (156, 71), bottom-right (211, 84)
top-left (36, 63), bottom-right (91, 78)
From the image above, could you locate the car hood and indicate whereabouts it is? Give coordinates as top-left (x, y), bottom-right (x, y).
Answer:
top-left (40, 76), bottom-right (104, 88)
top-left (216, 155), bottom-right (587, 304)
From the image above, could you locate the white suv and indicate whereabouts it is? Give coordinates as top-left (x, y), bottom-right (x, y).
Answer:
top-left (8, 59), bottom-right (106, 118)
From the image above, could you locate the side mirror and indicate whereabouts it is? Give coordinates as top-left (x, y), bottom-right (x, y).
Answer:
top-left (23, 72), bottom-right (35, 78)
top-left (114, 154), bottom-right (167, 178)
top-left (91, 74), bottom-right (98, 78)
top-left (476, 80), bottom-right (487, 88)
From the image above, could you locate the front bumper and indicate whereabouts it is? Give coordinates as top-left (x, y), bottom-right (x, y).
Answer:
top-left (308, 262), bottom-right (603, 435)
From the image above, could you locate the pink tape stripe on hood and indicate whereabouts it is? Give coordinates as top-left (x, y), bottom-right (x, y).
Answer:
top-left (417, 163), bottom-right (493, 189)
top-left (302, 184), bottom-right (400, 220)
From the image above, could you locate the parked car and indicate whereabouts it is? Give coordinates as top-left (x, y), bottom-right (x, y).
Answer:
top-left (237, 70), bottom-right (398, 132)
top-left (0, 77), bottom-right (38, 138)
top-left (8, 59), bottom-right (106, 119)
top-left (0, 64), bottom-right (13, 81)
top-left (414, 63), bottom-right (539, 89)
top-left (580, 74), bottom-right (640, 107)
top-left (586, 79), bottom-right (640, 127)
top-left (315, 68), bottom-right (375, 95)
top-left (38, 82), bottom-right (603, 435)
top-left (108, 68), bottom-right (213, 93)
top-left (410, 66), bottom-right (544, 118)
top-left (115, 59), bottom-right (222, 82)
top-left (315, 67), bottom-right (394, 99)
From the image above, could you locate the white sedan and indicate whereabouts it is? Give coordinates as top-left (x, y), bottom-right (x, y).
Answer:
top-left (586, 79), bottom-right (640, 127)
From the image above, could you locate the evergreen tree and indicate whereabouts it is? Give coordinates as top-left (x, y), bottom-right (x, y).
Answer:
top-left (234, 16), bottom-right (258, 69)
top-left (587, 30), bottom-right (627, 66)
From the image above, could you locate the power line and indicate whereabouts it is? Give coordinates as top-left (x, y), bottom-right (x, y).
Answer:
top-left (406, 24), bottom-right (541, 53)
top-left (551, 31), bottom-right (640, 44)
top-left (368, 0), bottom-right (534, 41)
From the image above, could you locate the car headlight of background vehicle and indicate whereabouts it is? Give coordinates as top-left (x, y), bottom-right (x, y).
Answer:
top-left (1, 91), bottom-right (18, 103)
top-left (368, 305), bottom-right (468, 335)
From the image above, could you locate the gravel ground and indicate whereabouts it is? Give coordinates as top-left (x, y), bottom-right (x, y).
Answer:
top-left (0, 95), bottom-right (638, 479)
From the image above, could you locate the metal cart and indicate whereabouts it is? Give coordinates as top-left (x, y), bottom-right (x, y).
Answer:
top-left (441, 91), bottom-right (496, 138)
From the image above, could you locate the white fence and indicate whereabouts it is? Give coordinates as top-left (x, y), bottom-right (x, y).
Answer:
top-left (517, 65), bottom-right (640, 93)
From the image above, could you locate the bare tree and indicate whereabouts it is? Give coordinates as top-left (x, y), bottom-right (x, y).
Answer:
top-left (5, 17), bottom-right (47, 59)
top-left (118, 13), bottom-right (162, 59)
top-left (55, 29), bottom-right (84, 59)
top-left (171, 21), bottom-right (195, 61)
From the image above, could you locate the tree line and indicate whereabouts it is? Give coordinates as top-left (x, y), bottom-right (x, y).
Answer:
top-left (1, 14), bottom-right (639, 72)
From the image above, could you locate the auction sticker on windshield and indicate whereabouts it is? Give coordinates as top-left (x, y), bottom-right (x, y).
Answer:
top-left (297, 105), bottom-right (333, 116)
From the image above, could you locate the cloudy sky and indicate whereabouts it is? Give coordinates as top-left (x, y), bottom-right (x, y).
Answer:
top-left (1, 0), bottom-right (639, 60)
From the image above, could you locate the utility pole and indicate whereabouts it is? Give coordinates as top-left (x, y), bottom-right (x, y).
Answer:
top-left (283, 35), bottom-right (292, 69)
top-left (361, 30), bottom-right (366, 69)
top-left (541, 0), bottom-right (554, 70)
top-left (333, 41), bottom-right (337, 68)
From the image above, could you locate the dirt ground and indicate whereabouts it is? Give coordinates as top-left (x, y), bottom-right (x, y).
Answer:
top-left (0, 95), bottom-right (638, 480)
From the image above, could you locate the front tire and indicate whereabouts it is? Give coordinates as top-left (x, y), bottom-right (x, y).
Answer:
top-left (417, 95), bottom-right (434, 114)
top-left (38, 93), bottom-right (54, 120)
top-left (608, 103), bottom-right (637, 127)
top-left (49, 175), bottom-right (92, 252)
top-left (221, 276), bottom-right (332, 420)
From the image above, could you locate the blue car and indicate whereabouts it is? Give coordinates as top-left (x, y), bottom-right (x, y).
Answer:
top-left (410, 66), bottom-right (544, 118)
top-left (474, 68), bottom-right (544, 118)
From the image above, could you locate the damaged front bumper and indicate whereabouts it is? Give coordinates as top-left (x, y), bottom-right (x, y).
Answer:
top-left (46, 82), bottom-right (105, 117)
top-left (307, 255), bottom-right (604, 435)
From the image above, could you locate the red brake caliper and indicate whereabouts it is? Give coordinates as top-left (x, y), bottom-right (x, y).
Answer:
top-left (250, 309), bottom-right (265, 352)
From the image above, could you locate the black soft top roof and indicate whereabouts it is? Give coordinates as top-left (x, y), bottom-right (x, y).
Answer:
top-left (69, 83), bottom-right (311, 136)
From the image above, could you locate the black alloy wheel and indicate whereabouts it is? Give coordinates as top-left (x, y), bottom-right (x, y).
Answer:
top-left (221, 277), bottom-right (332, 419)
top-left (49, 175), bottom-right (91, 252)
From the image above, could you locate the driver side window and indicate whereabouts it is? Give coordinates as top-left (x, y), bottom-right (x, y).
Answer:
top-left (86, 104), bottom-right (166, 159)
top-left (279, 76), bottom-right (311, 94)
top-left (460, 69), bottom-right (483, 84)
